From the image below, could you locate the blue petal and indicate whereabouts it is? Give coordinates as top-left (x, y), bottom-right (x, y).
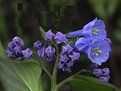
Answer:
top-left (82, 18), bottom-right (97, 38)
top-left (67, 29), bottom-right (83, 38)
top-left (75, 38), bottom-right (90, 51)
top-left (92, 19), bottom-right (106, 39)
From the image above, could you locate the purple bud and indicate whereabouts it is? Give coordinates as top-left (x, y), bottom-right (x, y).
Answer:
top-left (7, 42), bottom-right (16, 50)
top-left (44, 29), bottom-right (55, 40)
top-left (33, 40), bottom-right (42, 49)
top-left (22, 48), bottom-right (33, 59)
top-left (54, 32), bottom-right (68, 44)
top-left (99, 75), bottom-right (110, 82)
top-left (45, 46), bottom-right (55, 57)
top-left (65, 67), bottom-right (71, 73)
top-left (92, 68), bottom-right (102, 77)
top-left (62, 44), bottom-right (73, 54)
top-left (6, 49), bottom-right (16, 58)
top-left (14, 46), bottom-right (22, 55)
top-left (18, 56), bottom-right (24, 61)
top-left (60, 54), bottom-right (69, 63)
top-left (102, 68), bottom-right (110, 76)
top-left (58, 62), bottom-right (64, 69)
top-left (91, 63), bottom-right (99, 69)
top-left (37, 47), bottom-right (45, 58)
top-left (66, 61), bottom-right (74, 67)
top-left (12, 36), bottom-right (24, 46)
top-left (68, 52), bottom-right (80, 62)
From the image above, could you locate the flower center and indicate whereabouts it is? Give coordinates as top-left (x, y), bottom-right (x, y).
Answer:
top-left (93, 47), bottom-right (102, 56)
top-left (92, 28), bottom-right (98, 35)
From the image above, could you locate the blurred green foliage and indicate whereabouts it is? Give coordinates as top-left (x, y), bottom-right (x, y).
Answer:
top-left (89, 0), bottom-right (119, 21)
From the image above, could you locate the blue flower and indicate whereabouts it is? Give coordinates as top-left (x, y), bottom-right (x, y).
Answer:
top-left (44, 29), bottom-right (55, 41)
top-left (68, 18), bottom-right (106, 40)
top-left (54, 32), bottom-right (68, 44)
top-left (75, 38), bottom-right (111, 65)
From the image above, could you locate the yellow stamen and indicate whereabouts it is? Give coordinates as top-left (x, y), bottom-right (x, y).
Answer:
top-left (95, 53), bottom-right (99, 56)
top-left (92, 28), bottom-right (98, 35)
top-left (93, 47), bottom-right (102, 56)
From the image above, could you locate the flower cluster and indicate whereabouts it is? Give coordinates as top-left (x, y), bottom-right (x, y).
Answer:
top-left (45, 30), bottom-right (80, 72)
top-left (6, 36), bottom-right (33, 61)
top-left (6, 18), bottom-right (112, 83)
top-left (34, 40), bottom-right (55, 62)
top-left (91, 64), bottom-right (110, 82)
top-left (58, 44), bottom-right (80, 72)
top-left (68, 18), bottom-right (111, 65)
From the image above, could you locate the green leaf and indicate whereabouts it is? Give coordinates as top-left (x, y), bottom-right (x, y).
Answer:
top-left (0, 41), bottom-right (7, 59)
top-left (39, 26), bottom-right (45, 40)
top-left (0, 58), bottom-right (42, 91)
top-left (70, 75), bottom-right (119, 91)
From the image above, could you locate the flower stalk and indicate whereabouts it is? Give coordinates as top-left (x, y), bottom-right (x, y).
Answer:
top-left (51, 42), bottom-right (60, 91)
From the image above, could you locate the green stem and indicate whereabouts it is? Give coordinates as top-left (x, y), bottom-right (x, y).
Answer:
top-left (57, 70), bottom-right (91, 89)
top-left (42, 66), bottom-right (51, 78)
top-left (39, 68), bottom-right (44, 91)
top-left (51, 43), bottom-right (59, 91)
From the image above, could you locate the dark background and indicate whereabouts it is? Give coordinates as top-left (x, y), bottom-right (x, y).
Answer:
top-left (0, 0), bottom-right (121, 90)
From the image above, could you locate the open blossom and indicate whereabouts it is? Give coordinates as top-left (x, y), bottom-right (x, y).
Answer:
top-left (58, 44), bottom-right (80, 72)
top-left (6, 36), bottom-right (33, 60)
top-left (67, 18), bottom-right (106, 40)
top-left (75, 37), bottom-right (111, 65)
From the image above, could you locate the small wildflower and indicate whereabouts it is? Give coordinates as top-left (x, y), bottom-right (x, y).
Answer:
top-left (75, 38), bottom-right (111, 65)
